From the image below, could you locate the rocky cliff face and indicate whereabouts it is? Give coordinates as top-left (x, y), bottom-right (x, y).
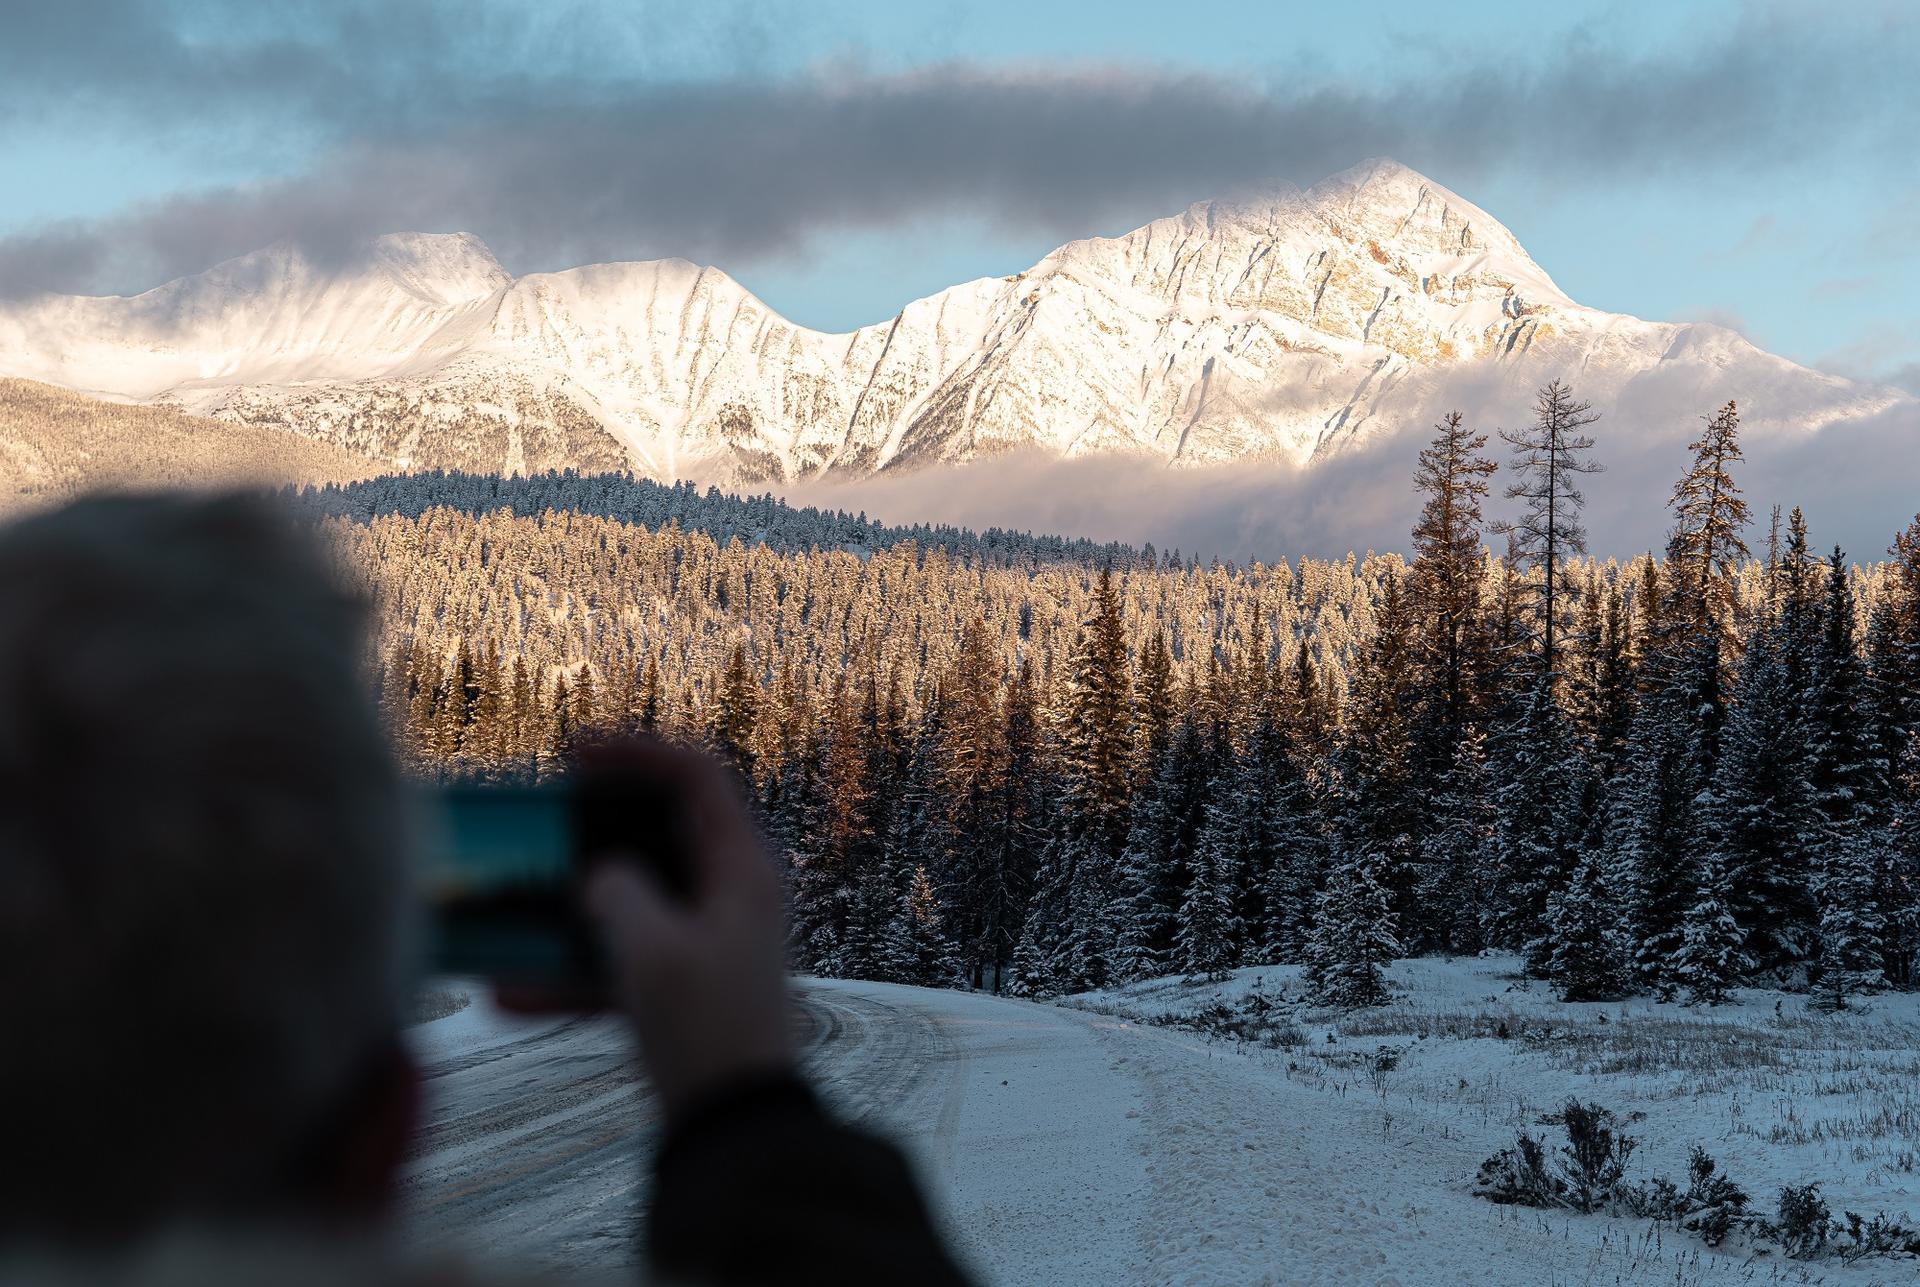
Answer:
top-left (0, 160), bottom-right (1904, 482)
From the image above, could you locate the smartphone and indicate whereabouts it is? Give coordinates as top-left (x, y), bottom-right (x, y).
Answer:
top-left (421, 771), bottom-right (692, 994)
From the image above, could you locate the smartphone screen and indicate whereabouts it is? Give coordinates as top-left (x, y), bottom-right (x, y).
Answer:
top-left (422, 784), bottom-right (598, 987)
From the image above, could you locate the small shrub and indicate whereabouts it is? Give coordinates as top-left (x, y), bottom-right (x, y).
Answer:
top-left (1774, 1183), bottom-right (1831, 1259)
top-left (1471, 1111), bottom-right (1920, 1264)
top-left (1678, 1147), bottom-right (1749, 1246)
top-left (1555, 1099), bottom-right (1637, 1213)
top-left (1621, 1174), bottom-right (1683, 1221)
top-left (1474, 1132), bottom-right (1564, 1207)
top-left (1835, 1210), bottom-right (1920, 1261)
top-left (1259, 1020), bottom-right (1308, 1049)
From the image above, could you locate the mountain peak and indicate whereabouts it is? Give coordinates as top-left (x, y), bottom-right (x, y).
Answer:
top-left (0, 159), bottom-right (1904, 485)
top-left (1296, 156), bottom-right (1564, 302)
top-left (368, 232), bottom-right (511, 306)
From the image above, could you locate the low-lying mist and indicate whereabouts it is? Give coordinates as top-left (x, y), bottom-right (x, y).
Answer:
top-left (780, 398), bottom-right (1920, 566)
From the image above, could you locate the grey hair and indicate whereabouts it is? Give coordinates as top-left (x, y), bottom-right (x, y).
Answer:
top-left (0, 492), bottom-right (414, 1240)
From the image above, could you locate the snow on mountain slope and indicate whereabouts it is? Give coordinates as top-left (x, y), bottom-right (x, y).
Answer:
top-left (0, 160), bottom-right (1906, 482)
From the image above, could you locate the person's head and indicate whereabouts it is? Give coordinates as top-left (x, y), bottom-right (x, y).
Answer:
top-left (0, 493), bottom-right (417, 1246)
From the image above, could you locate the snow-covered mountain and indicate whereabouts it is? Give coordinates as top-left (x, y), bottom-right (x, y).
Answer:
top-left (1, 159), bottom-right (1906, 483)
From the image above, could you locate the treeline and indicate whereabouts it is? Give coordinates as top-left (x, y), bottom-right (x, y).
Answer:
top-left (338, 383), bottom-right (1920, 1007)
top-left (296, 469), bottom-right (1152, 571)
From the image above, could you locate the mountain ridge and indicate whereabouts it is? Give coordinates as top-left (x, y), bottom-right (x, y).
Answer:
top-left (0, 158), bottom-right (1906, 483)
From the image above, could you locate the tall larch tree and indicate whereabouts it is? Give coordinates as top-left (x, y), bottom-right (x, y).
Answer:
top-left (1492, 380), bottom-right (1605, 682)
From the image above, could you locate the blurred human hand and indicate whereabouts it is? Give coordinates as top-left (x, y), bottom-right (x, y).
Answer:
top-left (580, 742), bottom-right (793, 1121)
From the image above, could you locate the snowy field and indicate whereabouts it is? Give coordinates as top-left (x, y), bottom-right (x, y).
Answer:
top-left (1069, 955), bottom-right (1920, 1284)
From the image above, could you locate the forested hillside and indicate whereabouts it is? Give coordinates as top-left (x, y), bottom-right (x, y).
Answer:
top-left (326, 385), bottom-right (1920, 1011)
top-left (0, 378), bottom-right (378, 509)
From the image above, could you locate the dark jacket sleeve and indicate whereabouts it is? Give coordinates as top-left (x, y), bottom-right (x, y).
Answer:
top-left (645, 1074), bottom-right (975, 1287)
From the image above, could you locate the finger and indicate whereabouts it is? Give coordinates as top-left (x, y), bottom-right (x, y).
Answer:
top-left (582, 739), bottom-right (771, 897)
top-left (584, 860), bottom-right (689, 968)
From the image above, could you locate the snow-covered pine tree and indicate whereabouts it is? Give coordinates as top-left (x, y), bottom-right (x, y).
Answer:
top-left (1702, 620), bottom-right (1818, 976)
top-left (1889, 732), bottom-right (1920, 991)
top-left (837, 847), bottom-right (901, 981)
top-left (1305, 848), bottom-right (1401, 1008)
top-left (1177, 799), bottom-right (1243, 980)
top-left (1333, 574), bottom-right (1421, 934)
top-left (1546, 847), bottom-right (1622, 1001)
top-left (878, 865), bottom-right (963, 988)
top-left (1676, 850), bottom-right (1746, 1005)
top-left (1863, 594), bottom-right (1919, 988)
top-left (1006, 834), bottom-right (1071, 998)
top-left (1005, 920), bottom-right (1055, 998)
top-left (1810, 831), bottom-right (1885, 1011)
top-left (708, 640), bottom-right (761, 782)
top-left (1605, 670), bottom-right (1704, 998)
top-left (1484, 674), bottom-right (1586, 975)
top-left (975, 654), bottom-right (1048, 992)
top-left (1415, 728), bottom-right (1496, 955)
top-left (1133, 630), bottom-right (1177, 792)
top-left (1058, 567), bottom-right (1135, 861)
top-left (1247, 643), bottom-right (1332, 961)
top-left (1059, 828), bottom-right (1119, 992)
top-left (1806, 547), bottom-right (1889, 1002)
top-left (788, 676), bottom-right (878, 973)
top-left (1566, 578), bottom-right (1634, 782)
top-left (1109, 710), bottom-right (1208, 982)
top-left (1038, 568), bottom-right (1138, 990)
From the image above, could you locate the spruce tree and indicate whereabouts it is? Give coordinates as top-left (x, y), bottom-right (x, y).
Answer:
top-left (1811, 833), bottom-right (1885, 1010)
top-left (1305, 848), bottom-right (1400, 1009)
top-left (1702, 621), bottom-right (1818, 975)
top-left (1334, 575), bottom-right (1421, 934)
top-left (1177, 801), bottom-right (1242, 980)
top-left (789, 679), bottom-right (878, 973)
top-left (1059, 567), bottom-right (1135, 859)
top-left (1664, 401), bottom-right (1752, 645)
top-left (983, 656), bottom-right (1048, 992)
top-left (1676, 851), bottom-right (1746, 1005)
top-left (1606, 673), bottom-right (1704, 997)
top-left (709, 641), bottom-right (761, 782)
top-left (1007, 833), bottom-right (1074, 997)
top-left (1416, 729), bottom-right (1495, 955)
top-left (1547, 848), bottom-right (1622, 1001)
top-left (1485, 675), bottom-right (1585, 975)
top-left (1806, 548), bottom-right (1888, 1001)
top-left (1407, 410), bottom-right (1500, 771)
top-left (1134, 630), bottom-right (1177, 790)
top-left (1111, 710), bottom-right (1208, 981)
top-left (879, 866), bottom-right (963, 988)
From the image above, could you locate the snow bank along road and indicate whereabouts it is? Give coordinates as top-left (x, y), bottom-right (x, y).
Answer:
top-left (403, 980), bottom-right (1790, 1285)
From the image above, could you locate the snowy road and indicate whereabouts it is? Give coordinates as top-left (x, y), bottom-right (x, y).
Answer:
top-left (400, 980), bottom-right (1151, 1280)
top-left (403, 980), bottom-right (1780, 1285)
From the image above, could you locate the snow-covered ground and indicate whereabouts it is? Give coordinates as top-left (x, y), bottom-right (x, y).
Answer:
top-left (1070, 956), bottom-right (1920, 1284)
top-left (406, 965), bottom-right (1920, 1284)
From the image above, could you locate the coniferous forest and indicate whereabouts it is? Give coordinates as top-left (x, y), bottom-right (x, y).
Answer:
top-left (311, 383), bottom-right (1920, 1010)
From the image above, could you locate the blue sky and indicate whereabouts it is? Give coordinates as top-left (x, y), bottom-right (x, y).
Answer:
top-left (2, 0), bottom-right (1914, 388)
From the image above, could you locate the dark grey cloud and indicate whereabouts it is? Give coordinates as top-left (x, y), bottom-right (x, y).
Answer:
top-left (2, 4), bottom-right (1916, 298)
